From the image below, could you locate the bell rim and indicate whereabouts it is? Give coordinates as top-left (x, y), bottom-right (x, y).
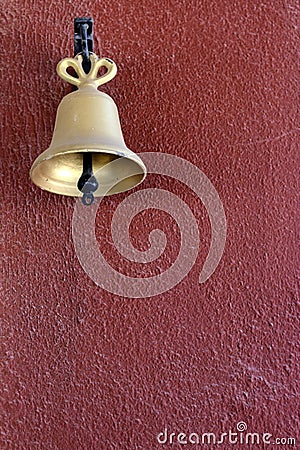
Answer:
top-left (30, 145), bottom-right (146, 173)
top-left (30, 146), bottom-right (147, 197)
top-left (30, 175), bottom-right (146, 197)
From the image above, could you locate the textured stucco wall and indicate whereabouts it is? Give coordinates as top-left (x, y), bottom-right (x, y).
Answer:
top-left (2, 0), bottom-right (299, 449)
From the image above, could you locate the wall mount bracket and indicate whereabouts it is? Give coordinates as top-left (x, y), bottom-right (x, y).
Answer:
top-left (74, 17), bottom-right (94, 74)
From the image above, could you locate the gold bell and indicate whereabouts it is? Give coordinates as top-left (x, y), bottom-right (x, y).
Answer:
top-left (30, 52), bottom-right (146, 204)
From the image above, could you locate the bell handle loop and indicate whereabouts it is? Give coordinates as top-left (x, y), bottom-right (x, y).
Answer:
top-left (56, 57), bottom-right (86, 87)
top-left (56, 53), bottom-right (117, 88)
top-left (92, 58), bottom-right (117, 87)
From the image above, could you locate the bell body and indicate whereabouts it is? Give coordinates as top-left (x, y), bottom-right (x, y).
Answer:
top-left (30, 54), bottom-right (146, 197)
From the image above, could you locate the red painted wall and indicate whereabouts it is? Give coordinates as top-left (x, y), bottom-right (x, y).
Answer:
top-left (2, 0), bottom-right (299, 448)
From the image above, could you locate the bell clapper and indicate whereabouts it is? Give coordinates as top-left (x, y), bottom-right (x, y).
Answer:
top-left (82, 192), bottom-right (95, 206)
top-left (77, 153), bottom-right (99, 205)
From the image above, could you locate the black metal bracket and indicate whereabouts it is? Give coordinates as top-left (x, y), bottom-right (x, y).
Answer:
top-left (74, 17), bottom-right (97, 205)
top-left (74, 17), bottom-right (94, 74)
